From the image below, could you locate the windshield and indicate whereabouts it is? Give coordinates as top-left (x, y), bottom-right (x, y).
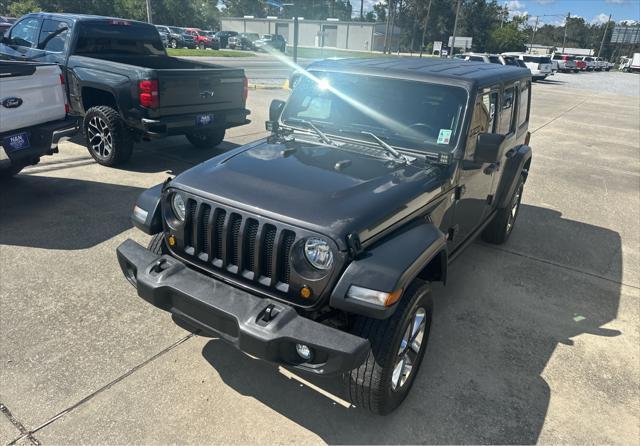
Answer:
top-left (75, 21), bottom-right (164, 55)
top-left (281, 72), bottom-right (468, 152)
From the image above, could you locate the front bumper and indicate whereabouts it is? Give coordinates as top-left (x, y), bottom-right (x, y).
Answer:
top-left (140, 109), bottom-right (250, 138)
top-left (0, 115), bottom-right (80, 167)
top-left (116, 239), bottom-right (370, 375)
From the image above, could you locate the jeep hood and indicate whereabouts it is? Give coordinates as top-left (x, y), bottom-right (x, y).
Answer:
top-left (171, 139), bottom-right (448, 247)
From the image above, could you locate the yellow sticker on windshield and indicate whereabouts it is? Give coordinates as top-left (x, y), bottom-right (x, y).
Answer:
top-left (437, 129), bottom-right (452, 144)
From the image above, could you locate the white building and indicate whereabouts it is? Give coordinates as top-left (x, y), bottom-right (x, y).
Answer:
top-left (221, 17), bottom-right (402, 52)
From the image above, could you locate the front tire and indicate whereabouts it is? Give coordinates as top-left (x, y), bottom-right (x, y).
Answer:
top-left (482, 174), bottom-right (525, 244)
top-left (185, 128), bottom-right (225, 149)
top-left (344, 281), bottom-right (433, 415)
top-left (199, 42), bottom-right (205, 50)
top-left (0, 162), bottom-right (27, 179)
top-left (84, 106), bottom-right (133, 166)
top-left (170, 39), bottom-right (177, 49)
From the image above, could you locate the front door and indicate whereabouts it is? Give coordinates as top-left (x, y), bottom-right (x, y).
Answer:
top-left (453, 90), bottom-right (500, 246)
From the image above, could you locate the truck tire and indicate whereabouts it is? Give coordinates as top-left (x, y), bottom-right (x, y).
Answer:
top-left (199, 42), bottom-right (205, 50)
top-left (186, 128), bottom-right (225, 149)
top-left (344, 281), bottom-right (433, 415)
top-left (84, 106), bottom-right (134, 167)
top-left (148, 233), bottom-right (167, 255)
top-left (170, 39), bottom-right (177, 49)
top-left (482, 174), bottom-right (525, 244)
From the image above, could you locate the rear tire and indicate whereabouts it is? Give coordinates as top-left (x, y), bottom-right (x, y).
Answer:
top-left (148, 233), bottom-right (167, 255)
top-left (344, 281), bottom-right (433, 415)
top-left (185, 128), bottom-right (225, 149)
top-left (482, 174), bottom-right (525, 244)
top-left (199, 42), bottom-right (205, 50)
top-left (170, 39), bottom-right (177, 49)
top-left (83, 106), bottom-right (134, 166)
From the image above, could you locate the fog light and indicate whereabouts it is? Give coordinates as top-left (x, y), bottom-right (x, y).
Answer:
top-left (295, 343), bottom-right (312, 361)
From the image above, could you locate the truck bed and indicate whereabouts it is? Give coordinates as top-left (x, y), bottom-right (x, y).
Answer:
top-left (70, 54), bottom-right (246, 117)
top-left (0, 61), bottom-right (66, 133)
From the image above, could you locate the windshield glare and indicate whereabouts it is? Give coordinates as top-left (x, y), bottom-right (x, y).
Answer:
top-left (281, 73), bottom-right (468, 152)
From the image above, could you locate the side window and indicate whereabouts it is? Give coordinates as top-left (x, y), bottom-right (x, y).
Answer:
top-left (498, 86), bottom-right (516, 134)
top-left (517, 81), bottom-right (531, 128)
top-left (38, 19), bottom-right (69, 52)
top-left (9, 17), bottom-right (41, 48)
top-left (466, 91), bottom-right (498, 158)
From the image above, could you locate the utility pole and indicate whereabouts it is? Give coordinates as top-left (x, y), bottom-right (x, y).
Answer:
top-left (419, 0), bottom-right (432, 57)
top-left (383, 0), bottom-right (393, 53)
top-left (529, 15), bottom-right (539, 53)
top-left (561, 12), bottom-right (570, 53)
top-left (389, 0), bottom-right (398, 54)
top-left (598, 14), bottom-right (612, 58)
top-left (145, 0), bottom-right (153, 23)
top-left (360, 0), bottom-right (364, 20)
top-left (450, 0), bottom-right (461, 58)
top-left (396, 0), bottom-right (403, 54)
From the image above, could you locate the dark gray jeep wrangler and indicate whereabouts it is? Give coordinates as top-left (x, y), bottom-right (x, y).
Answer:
top-left (117, 58), bottom-right (532, 414)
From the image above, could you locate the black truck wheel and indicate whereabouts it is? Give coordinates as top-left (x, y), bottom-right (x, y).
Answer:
top-left (186, 128), bottom-right (225, 149)
top-left (199, 42), bottom-right (205, 50)
top-left (148, 233), bottom-right (167, 255)
top-left (84, 106), bottom-right (134, 166)
top-left (482, 174), bottom-right (525, 244)
top-left (344, 281), bottom-right (433, 415)
top-left (170, 39), bottom-right (177, 49)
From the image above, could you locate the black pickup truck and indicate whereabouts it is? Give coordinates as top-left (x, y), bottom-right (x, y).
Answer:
top-left (0, 13), bottom-right (250, 166)
top-left (117, 58), bottom-right (533, 414)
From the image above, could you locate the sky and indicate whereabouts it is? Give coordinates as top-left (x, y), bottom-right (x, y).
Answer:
top-left (347, 0), bottom-right (640, 25)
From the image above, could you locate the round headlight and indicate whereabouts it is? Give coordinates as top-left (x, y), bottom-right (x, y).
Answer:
top-left (171, 193), bottom-right (186, 221)
top-left (304, 238), bottom-right (334, 270)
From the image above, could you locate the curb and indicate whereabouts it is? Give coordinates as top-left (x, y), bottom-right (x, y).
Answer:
top-left (248, 80), bottom-right (290, 90)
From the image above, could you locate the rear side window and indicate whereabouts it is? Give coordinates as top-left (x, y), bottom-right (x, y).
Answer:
top-left (38, 19), bottom-right (69, 52)
top-left (489, 56), bottom-right (501, 64)
top-left (74, 21), bottom-right (164, 55)
top-left (498, 86), bottom-right (516, 134)
top-left (517, 81), bottom-right (530, 128)
top-left (469, 56), bottom-right (484, 62)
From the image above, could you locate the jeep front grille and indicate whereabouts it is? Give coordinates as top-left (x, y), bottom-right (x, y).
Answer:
top-left (180, 198), bottom-right (297, 291)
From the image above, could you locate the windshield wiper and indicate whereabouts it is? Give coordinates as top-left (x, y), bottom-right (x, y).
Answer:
top-left (360, 131), bottom-right (406, 162)
top-left (283, 118), bottom-right (337, 146)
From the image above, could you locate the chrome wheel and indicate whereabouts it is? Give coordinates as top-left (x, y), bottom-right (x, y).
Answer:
top-left (86, 116), bottom-right (112, 160)
top-left (391, 307), bottom-right (427, 391)
top-left (506, 184), bottom-right (522, 233)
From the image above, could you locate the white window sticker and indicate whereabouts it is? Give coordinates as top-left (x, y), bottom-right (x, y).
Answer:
top-left (437, 129), bottom-right (452, 144)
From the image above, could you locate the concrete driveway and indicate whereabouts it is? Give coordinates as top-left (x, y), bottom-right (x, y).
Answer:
top-left (1, 76), bottom-right (638, 445)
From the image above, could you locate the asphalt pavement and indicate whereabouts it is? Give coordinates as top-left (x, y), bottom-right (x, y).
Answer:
top-left (0, 75), bottom-right (638, 445)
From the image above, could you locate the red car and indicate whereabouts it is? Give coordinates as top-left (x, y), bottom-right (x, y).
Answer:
top-left (184, 28), bottom-right (219, 50)
top-left (575, 59), bottom-right (587, 71)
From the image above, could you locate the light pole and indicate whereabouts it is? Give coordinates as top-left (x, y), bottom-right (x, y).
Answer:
top-left (282, 3), bottom-right (299, 62)
top-left (145, 0), bottom-right (153, 23)
top-left (449, 0), bottom-right (461, 58)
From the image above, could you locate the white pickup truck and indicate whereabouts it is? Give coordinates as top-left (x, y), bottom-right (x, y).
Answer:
top-left (0, 60), bottom-right (79, 177)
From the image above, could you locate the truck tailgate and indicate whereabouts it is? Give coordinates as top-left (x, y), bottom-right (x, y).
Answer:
top-left (0, 62), bottom-right (66, 133)
top-left (157, 68), bottom-right (245, 116)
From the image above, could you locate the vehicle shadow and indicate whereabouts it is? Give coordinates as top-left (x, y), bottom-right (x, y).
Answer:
top-left (0, 175), bottom-right (144, 250)
top-left (199, 204), bottom-right (622, 444)
top-left (118, 137), bottom-right (240, 175)
top-left (536, 78), bottom-right (567, 85)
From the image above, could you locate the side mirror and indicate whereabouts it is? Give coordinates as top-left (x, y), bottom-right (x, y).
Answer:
top-left (269, 99), bottom-right (285, 122)
top-left (266, 99), bottom-right (285, 132)
top-left (289, 71), bottom-right (301, 89)
top-left (474, 133), bottom-right (505, 163)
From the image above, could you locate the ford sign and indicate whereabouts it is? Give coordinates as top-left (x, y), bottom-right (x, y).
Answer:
top-left (2, 97), bottom-right (23, 108)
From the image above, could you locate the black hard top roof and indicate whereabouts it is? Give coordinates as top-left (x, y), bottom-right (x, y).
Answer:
top-left (307, 57), bottom-right (530, 90)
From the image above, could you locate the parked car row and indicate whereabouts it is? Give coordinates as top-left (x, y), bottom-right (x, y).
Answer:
top-left (458, 51), bottom-right (613, 81)
top-left (151, 26), bottom-right (273, 52)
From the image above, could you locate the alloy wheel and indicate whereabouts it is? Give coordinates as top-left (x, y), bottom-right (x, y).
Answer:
top-left (506, 184), bottom-right (523, 233)
top-left (391, 307), bottom-right (427, 391)
top-left (87, 116), bottom-right (112, 160)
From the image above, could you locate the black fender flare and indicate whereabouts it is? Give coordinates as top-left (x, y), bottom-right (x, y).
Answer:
top-left (131, 183), bottom-right (164, 235)
top-left (330, 221), bottom-right (447, 319)
top-left (495, 144), bottom-right (532, 209)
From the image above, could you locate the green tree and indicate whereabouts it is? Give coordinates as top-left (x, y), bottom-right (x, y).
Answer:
top-left (487, 23), bottom-right (527, 53)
